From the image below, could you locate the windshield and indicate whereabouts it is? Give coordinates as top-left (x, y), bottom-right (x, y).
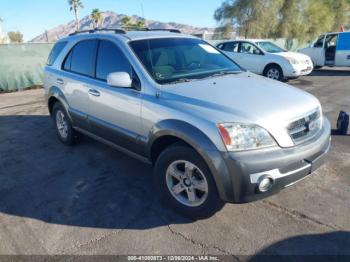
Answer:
top-left (129, 38), bottom-right (242, 84)
top-left (256, 41), bottom-right (286, 53)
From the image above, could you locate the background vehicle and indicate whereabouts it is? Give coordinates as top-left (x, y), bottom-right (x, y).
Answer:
top-left (44, 29), bottom-right (331, 219)
top-left (299, 31), bottom-right (350, 68)
top-left (216, 40), bottom-right (313, 81)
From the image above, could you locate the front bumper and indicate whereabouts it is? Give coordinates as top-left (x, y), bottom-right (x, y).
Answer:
top-left (220, 117), bottom-right (331, 203)
top-left (285, 64), bottom-right (313, 77)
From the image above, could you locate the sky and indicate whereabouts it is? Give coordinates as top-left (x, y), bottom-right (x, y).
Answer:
top-left (0, 0), bottom-right (224, 41)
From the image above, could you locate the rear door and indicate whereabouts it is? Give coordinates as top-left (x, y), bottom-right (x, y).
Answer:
top-left (61, 39), bottom-right (98, 130)
top-left (335, 32), bottom-right (350, 66)
top-left (219, 41), bottom-right (243, 65)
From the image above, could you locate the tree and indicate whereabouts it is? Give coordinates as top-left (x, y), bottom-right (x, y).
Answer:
top-left (91, 9), bottom-right (102, 29)
top-left (215, 0), bottom-right (283, 39)
top-left (8, 31), bottom-right (23, 43)
top-left (68, 0), bottom-right (84, 31)
top-left (325, 0), bottom-right (350, 31)
top-left (121, 16), bottom-right (145, 29)
top-left (214, 0), bottom-right (350, 42)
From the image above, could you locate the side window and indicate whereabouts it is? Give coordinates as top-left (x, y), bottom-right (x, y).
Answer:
top-left (63, 39), bottom-right (98, 77)
top-left (314, 35), bottom-right (325, 48)
top-left (240, 42), bottom-right (260, 55)
top-left (96, 40), bottom-right (132, 81)
top-left (63, 51), bottom-right (73, 71)
top-left (47, 41), bottom-right (67, 66)
top-left (222, 42), bottom-right (239, 52)
top-left (325, 34), bottom-right (338, 48)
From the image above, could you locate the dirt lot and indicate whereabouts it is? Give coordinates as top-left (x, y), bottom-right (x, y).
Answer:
top-left (0, 68), bottom-right (349, 257)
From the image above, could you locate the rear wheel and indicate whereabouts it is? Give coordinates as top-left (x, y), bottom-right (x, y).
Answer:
top-left (154, 143), bottom-right (224, 219)
top-left (52, 102), bottom-right (77, 145)
top-left (263, 64), bottom-right (284, 81)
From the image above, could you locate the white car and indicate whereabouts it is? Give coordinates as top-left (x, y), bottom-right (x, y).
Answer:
top-left (216, 40), bottom-right (313, 81)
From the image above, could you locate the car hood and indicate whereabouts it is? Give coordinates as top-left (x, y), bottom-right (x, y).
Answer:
top-left (161, 72), bottom-right (321, 147)
top-left (274, 51), bottom-right (311, 62)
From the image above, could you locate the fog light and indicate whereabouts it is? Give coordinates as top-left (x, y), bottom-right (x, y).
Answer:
top-left (258, 176), bottom-right (274, 192)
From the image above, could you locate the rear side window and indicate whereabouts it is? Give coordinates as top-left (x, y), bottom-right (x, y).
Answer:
top-left (96, 40), bottom-right (132, 81)
top-left (222, 42), bottom-right (239, 52)
top-left (47, 41), bottom-right (67, 66)
top-left (63, 39), bottom-right (98, 77)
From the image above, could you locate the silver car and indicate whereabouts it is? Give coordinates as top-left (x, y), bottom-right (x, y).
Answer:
top-left (44, 29), bottom-right (331, 219)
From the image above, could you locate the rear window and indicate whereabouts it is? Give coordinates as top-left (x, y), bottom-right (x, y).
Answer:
top-left (47, 41), bottom-right (67, 66)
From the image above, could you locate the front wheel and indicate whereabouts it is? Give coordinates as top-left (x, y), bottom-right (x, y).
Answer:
top-left (263, 65), bottom-right (284, 81)
top-left (154, 143), bottom-right (224, 219)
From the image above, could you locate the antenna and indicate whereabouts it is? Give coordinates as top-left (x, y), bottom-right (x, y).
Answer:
top-left (140, 2), bottom-right (146, 27)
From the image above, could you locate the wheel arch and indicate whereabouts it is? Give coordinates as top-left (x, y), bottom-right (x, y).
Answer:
top-left (47, 86), bottom-right (70, 117)
top-left (263, 62), bottom-right (284, 76)
top-left (148, 119), bottom-right (234, 202)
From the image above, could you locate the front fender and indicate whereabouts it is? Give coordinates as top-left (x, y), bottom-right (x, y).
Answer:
top-left (148, 119), bottom-right (235, 202)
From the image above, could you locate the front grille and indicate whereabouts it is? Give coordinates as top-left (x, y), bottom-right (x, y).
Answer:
top-left (287, 109), bottom-right (322, 144)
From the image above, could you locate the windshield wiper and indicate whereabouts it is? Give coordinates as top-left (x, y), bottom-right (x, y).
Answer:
top-left (204, 70), bottom-right (241, 79)
top-left (166, 78), bottom-right (197, 84)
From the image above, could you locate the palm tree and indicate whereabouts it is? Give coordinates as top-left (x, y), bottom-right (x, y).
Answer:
top-left (91, 9), bottom-right (102, 29)
top-left (68, 0), bottom-right (84, 31)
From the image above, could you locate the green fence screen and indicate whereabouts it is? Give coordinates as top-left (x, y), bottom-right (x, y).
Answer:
top-left (0, 43), bottom-right (53, 92)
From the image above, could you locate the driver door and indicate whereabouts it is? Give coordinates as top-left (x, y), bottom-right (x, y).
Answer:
top-left (300, 35), bottom-right (325, 66)
top-left (238, 42), bottom-right (265, 74)
top-left (87, 39), bottom-right (143, 154)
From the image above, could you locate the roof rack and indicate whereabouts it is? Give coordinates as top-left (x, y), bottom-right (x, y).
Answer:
top-left (69, 27), bottom-right (181, 36)
top-left (147, 28), bottom-right (182, 33)
top-left (69, 28), bottom-right (126, 36)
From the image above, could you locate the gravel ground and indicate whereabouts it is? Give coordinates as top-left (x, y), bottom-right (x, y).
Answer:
top-left (0, 67), bottom-right (349, 257)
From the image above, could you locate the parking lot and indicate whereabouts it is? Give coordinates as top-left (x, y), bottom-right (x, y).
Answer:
top-left (0, 67), bottom-right (349, 257)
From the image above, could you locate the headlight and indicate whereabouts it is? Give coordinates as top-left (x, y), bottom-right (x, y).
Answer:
top-left (217, 123), bottom-right (277, 151)
top-left (285, 57), bottom-right (299, 65)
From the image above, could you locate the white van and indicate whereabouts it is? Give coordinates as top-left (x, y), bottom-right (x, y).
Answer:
top-left (299, 32), bottom-right (350, 68)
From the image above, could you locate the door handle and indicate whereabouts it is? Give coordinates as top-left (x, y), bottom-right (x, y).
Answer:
top-left (88, 89), bottom-right (100, 97)
top-left (56, 78), bottom-right (64, 85)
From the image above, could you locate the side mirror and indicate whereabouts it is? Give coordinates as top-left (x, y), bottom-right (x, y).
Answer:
top-left (107, 72), bottom-right (133, 88)
top-left (253, 49), bottom-right (263, 55)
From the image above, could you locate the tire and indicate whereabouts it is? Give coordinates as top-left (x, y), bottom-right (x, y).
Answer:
top-left (263, 64), bottom-right (284, 81)
top-left (154, 143), bottom-right (224, 219)
top-left (52, 102), bottom-right (77, 145)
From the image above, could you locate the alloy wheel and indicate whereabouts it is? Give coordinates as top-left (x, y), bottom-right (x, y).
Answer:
top-left (56, 110), bottom-right (68, 139)
top-left (165, 160), bottom-right (209, 207)
top-left (267, 68), bottom-right (280, 80)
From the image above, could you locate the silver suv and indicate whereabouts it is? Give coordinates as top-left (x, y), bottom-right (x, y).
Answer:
top-left (44, 29), bottom-right (331, 218)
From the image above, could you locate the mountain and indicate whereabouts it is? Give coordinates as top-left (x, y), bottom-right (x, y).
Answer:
top-left (30, 11), bottom-right (214, 42)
